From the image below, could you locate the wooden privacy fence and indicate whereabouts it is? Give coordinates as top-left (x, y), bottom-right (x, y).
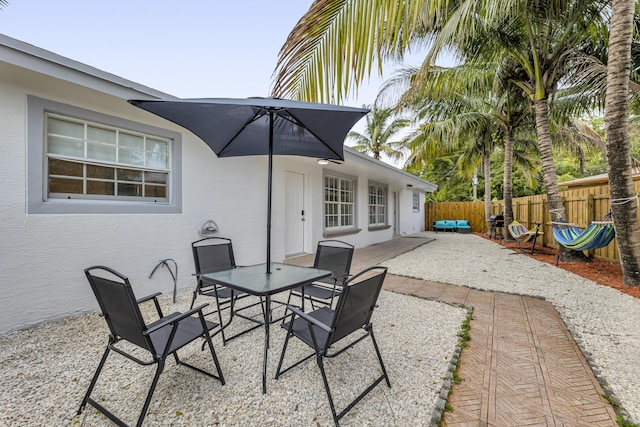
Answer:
top-left (425, 180), bottom-right (633, 262)
top-left (424, 201), bottom-right (487, 234)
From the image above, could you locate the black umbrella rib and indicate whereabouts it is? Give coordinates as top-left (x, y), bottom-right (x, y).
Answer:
top-left (280, 110), bottom-right (343, 160)
top-left (217, 109), bottom-right (268, 156)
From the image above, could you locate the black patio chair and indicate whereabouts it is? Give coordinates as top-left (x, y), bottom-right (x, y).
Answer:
top-left (78, 266), bottom-right (225, 427)
top-left (191, 237), bottom-right (264, 345)
top-left (275, 266), bottom-right (391, 427)
top-left (287, 240), bottom-right (354, 310)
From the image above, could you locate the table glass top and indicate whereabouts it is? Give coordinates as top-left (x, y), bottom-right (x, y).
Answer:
top-left (200, 263), bottom-right (332, 296)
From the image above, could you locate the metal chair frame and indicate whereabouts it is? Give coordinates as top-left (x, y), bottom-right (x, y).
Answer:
top-left (275, 266), bottom-right (391, 427)
top-left (78, 266), bottom-right (225, 427)
top-left (287, 240), bottom-right (354, 310)
top-left (191, 237), bottom-right (265, 345)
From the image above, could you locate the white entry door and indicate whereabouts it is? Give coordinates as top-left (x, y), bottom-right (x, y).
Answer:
top-left (285, 171), bottom-right (305, 256)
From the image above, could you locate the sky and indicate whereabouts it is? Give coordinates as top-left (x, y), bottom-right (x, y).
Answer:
top-left (0, 1), bottom-right (429, 106)
top-left (0, 1), bottom-right (449, 163)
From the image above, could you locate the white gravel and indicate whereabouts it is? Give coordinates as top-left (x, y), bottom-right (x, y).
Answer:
top-left (383, 232), bottom-right (640, 424)
top-left (0, 284), bottom-right (467, 426)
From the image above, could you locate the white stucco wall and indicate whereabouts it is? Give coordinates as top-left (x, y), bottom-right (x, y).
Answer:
top-left (399, 189), bottom-right (426, 236)
top-left (0, 68), bottom-right (271, 333)
top-left (0, 45), bottom-right (433, 333)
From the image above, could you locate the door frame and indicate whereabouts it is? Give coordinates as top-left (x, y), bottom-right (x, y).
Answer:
top-left (284, 170), bottom-right (306, 257)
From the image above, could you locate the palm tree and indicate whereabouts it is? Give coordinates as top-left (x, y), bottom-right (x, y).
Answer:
top-left (395, 65), bottom-right (503, 221)
top-left (605, 0), bottom-right (640, 286)
top-left (272, 1), bottom-right (425, 104)
top-left (347, 105), bottom-right (409, 161)
top-left (385, 59), bottom-right (535, 236)
top-left (420, 0), bottom-right (611, 260)
top-left (273, 0), bottom-right (640, 266)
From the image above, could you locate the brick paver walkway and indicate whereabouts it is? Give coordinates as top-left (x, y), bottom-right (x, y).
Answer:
top-left (289, 237), bottom-right (618, 426)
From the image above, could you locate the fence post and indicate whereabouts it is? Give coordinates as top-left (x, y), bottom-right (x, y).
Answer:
top-left (587, 193), bottom-right (595, 223)
top-left (587, 193), bottom-right (595, 257)
top-left (542, 199), bottom-right (548, 246)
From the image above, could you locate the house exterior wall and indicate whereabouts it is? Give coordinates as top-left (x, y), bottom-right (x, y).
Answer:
top-left (0, 39), bottom-right (434, 333)
top-left (399, 190), bottom-right (426, 236)
top-left (0, 67), bottom-right (272, 333)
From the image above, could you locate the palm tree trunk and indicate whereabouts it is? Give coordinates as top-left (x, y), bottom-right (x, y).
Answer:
top-left (605, 0), bottom-right (640, 287)
top-left (534, 99), bottom-right (588, 261)
top-left (502, 129), bottom-right (514, 241)
top-left (483, 152), bottom-right (492, 223)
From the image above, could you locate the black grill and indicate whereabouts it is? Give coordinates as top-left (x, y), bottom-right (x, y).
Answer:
top-left (489, 214), bottom-right (504, 227)
top-left (488, 215), bottom-right (504, 239)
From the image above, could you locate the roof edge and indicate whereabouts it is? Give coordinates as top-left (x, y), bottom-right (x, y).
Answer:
top-left (344, 147), bottom-right (437, 192)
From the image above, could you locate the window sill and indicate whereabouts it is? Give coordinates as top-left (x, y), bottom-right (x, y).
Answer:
top-left (368, 225), bottom-right (392, 232)
top-left (323, 228), bottom-right (362, 238)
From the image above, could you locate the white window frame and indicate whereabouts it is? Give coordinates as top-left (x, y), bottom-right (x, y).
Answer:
top-left (412, 191), bottom-right (421, 212)
top-left (46, 114), bottom-right (171, 202)
top-left (368, 182), bottom-right (387, 227)
top-left (27, 96), bottom-right (182, 214)
top-left (323, 172), bottom-right (357, 232)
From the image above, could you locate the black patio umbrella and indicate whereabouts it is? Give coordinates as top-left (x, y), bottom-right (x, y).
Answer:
top-left (128, 97), bottom-right (368, 274)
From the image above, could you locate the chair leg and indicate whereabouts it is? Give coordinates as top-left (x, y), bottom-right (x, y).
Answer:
top-left (316, 354), bottom-right (340, 427)
top-left (275, 325), bottom-right (294, 379)
top-left (136, 360), bottom-right (165, 427)
top-left (369, 326), bottom-right (391, 388)
top-left (189, 290), bottom-right (198, 310)
top-left (530, 234), bottom-right (539, 255)
top-left (77, 346), bottom-right (111, 415)
top-left (202, 321), bottom-right (225, 385)
top-left (217, 292), bottom-right (232, 345)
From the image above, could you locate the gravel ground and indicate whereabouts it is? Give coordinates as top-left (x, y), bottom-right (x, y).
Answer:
top-left (383, 232), bottom-right (640, 424)
top-left (0, 284), bottom-right (467, 426)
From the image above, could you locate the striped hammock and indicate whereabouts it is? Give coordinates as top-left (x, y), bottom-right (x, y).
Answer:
top-left (551, 215), bottom-right (615, 251)
top-left (507, 221), bottom-right (539, 242)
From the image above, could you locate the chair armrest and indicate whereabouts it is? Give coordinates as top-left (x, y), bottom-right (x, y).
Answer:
top-left (287, 305), bottom-right (332, 333)
top-left (137, 292), bottom-right (162, 304)
top-left (334, 274), bottom-right (351, 284)
top-left (137, 292), bottom-right (164, 318)
top-left (144, 303), bottom-right (210, 335)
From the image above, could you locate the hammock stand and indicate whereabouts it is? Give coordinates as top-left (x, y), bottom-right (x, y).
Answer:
top-left (507, 221), bottom-right (543, 255)
top-left (551, 212), bottom-right (615, 264)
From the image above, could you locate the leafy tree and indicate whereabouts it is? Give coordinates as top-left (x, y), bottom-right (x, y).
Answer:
top-left (384, 59), bottom-right (537, 234)
top-left (420, 0), bottom-right (611, 260)
top-left (347, 105), bottom-right (409, 161)
top-left (272, 0), bottom-right (640, 271)
top-left (414, 157), bottom-right (478, 202)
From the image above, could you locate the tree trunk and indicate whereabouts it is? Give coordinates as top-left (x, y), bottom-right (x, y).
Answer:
top-left (534, 99), bottom-right (589, 262)
top-left (605, 0), bottom-right (640, 287)
top-left (483, 151), bottom-right (492, 223)
top-left (502, 128), bottom-right (514, 241)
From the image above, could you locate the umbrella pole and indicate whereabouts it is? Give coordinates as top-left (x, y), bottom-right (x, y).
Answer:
top-left (266, 111), bottom-right (273, 274)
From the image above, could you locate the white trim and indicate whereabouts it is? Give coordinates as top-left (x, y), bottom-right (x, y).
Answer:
top-left (27, 96), bottom-right (183, 214)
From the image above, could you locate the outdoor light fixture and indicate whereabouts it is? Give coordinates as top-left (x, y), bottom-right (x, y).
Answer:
top-left (317, 159), bottom-right (329, 165)
top-left (198, 219), bottom-right (219, 237)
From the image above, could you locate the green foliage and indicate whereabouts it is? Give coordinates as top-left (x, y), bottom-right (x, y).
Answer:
top-left (347, 104), bottom-right (409, 161)
top-left (451, 368), bottom-right (463, 385)
top-left (616, 414), bottom-right (639, 427)
top-left (414, 157), bottom-right (478, 202)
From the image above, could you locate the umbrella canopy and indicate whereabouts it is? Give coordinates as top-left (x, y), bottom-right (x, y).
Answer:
top-left (128, 97), bottom-right (368, 273)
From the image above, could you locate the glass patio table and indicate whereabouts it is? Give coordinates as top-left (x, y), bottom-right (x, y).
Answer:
top-left (200, 262), bottom-right (331, 394)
